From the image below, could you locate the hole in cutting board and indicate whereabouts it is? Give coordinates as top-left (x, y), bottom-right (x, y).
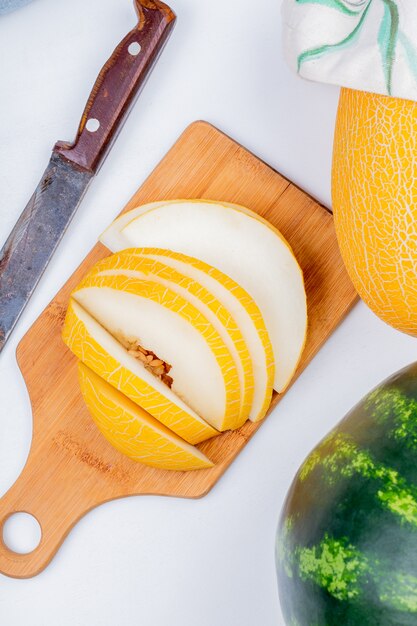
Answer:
top-left (2, 512), bottom-right (41, 554)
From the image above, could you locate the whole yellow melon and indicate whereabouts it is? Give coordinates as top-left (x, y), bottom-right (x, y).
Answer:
top-left (332, 88), bottom-right (417, 336)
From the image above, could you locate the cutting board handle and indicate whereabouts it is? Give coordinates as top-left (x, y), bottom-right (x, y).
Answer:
top-left (54, 0), bottom-right (176, 173)
top-left (0, 434), bottom-right (100, 579)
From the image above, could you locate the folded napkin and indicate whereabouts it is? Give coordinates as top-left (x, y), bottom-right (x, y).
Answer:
top-left (282, 0), bottom-right (417, 102)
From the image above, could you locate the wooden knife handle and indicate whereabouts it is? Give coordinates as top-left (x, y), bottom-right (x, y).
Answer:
top-left (54, 0), bottom-right (176, 174)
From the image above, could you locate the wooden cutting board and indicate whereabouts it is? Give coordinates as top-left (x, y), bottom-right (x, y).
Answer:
top-left (0, 121), bottom-right (358, 578)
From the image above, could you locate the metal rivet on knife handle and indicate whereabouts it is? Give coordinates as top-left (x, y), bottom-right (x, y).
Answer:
top-left (0, 1), bottom-right (176, 354)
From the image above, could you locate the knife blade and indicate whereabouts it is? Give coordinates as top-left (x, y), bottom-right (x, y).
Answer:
top-left (0, 0), bottom-right (176, 353)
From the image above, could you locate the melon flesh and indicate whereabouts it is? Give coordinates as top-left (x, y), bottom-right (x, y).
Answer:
top-left (88, 255), bottom-right (253, 426)
top-left (100, 201), bottom-right (165, 251)
top-left (100, 200), bottom-right (307, 392)
top-left (138, 250), bottom-right (275, 421)
top-left (73, 274), bottom-right (242, 431)
top-left (91, 248), bottom-right (274, 422)
top-left (63, 299), bottom-right (218, 444)
top-left (78, 362), bottom-right (213, 470)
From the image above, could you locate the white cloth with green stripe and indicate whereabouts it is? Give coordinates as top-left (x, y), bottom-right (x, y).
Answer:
top-left (282, 0), bottom-right (417, 101)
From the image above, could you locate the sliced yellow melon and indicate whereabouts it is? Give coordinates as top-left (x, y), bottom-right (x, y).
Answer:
top-left (100, 200), bottom-right (165, 251)
top-left (85, 254), bottom-right (254, 424)
top-left (78, 362), bottom-right (213, 470)
top-left (99, 199), bottom-right (307, 393)
top-left (89, 248), bottom-right (274, 422)
top-left (72, 274), bottom-right (242, 431)
top-left (63, 299), bottom-right (218, 444)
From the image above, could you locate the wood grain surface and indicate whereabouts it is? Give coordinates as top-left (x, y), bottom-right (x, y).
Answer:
top-left (0, 121), bottom-right (358, 578)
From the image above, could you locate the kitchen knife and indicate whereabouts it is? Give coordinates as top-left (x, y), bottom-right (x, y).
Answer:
top-left (0, 0), bottom-right (176, 353)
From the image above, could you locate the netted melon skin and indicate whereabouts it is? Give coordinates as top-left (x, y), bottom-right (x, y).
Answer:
top-left (332, 88), bottom-right (417, 337)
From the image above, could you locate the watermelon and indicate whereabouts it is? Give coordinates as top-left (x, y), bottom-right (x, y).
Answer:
top-left (276, 363), bottom-right (417, 626)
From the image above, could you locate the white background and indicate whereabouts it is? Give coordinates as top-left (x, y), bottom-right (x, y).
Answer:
top-left (0, 0), bottom-right (416, 624)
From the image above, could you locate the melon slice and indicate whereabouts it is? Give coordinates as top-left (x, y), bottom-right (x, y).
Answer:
top-left (63, 299), bottom-right (218, 444)
top-left (90, 249), bottom-right (274, 422)
top-left (100, 200), bottom-right (165, 251)
top-left (72, 274), bottom-right (242, 431)
top-left (86, 254), bottom-right (254, 425)
top-left (99, 199), bottom-right (307, 392)
top-left (78, 362), bottom-right (213, 470)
